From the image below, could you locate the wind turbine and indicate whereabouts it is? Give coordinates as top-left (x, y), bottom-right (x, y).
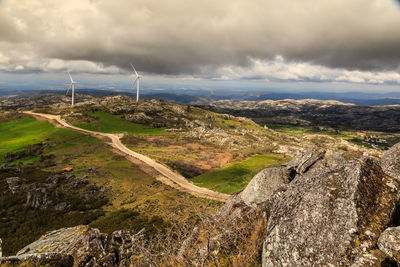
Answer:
top-left (130, 63), bottom-right (142, 102)
top-left (66, 72), bottom-right (76, 106)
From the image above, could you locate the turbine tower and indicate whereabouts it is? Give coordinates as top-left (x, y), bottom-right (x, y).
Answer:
top-left (130, 63), bottom-right (142, 102)
top-left (66, 72), bottom-right (76, 106)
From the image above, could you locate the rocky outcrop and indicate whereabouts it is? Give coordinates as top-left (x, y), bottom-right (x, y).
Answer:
top-left (0, 225), bottom-right (147, 267)
top-left (382, 142), bottom-right (400, 180)
top-left (125, 112), bottom-right (152, 124)
top-left (263, 154), bottom-right (400, 266)
top-left (2, 172), bottom-right (107, 211)
top-left (26, 183), bottom-right (56, 209)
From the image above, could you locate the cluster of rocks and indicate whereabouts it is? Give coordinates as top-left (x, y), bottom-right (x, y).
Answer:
top-left (3, 173), bottom-right (107, 211)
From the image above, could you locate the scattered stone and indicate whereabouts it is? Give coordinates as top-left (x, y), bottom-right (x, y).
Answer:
top-left (87, 167), bottom-right (98, 174)
top-left (46, 174), bottom-right (65, 184)
top-left (54, 202), bottom-right (69, 212)
top-left (6, 177), bottom-right (23, 194)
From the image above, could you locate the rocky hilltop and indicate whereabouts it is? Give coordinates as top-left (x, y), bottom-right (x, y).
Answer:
top-left (3, 143), bottom-right (400, 266)
top-left (201, 98), bottom-right (400, 132)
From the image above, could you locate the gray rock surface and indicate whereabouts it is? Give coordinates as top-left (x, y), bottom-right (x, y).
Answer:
top-left (382, 142), bottom-right (400, 180)
top-left (240, 166), bottom-right (291, 207)
top-left (26, 183), bottom-right (55, 209)
top-left (11, 225), bottom-right (146, 267)
top-left (378, 226), bottom-right (400, 262)
top-left (263, 154), bottom-right (400, 266)
top-left (240, 148), bottom-right (325, 207)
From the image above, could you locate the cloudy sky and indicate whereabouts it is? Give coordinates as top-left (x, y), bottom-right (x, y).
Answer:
top-left (1, 0), bottom-right (400, 92)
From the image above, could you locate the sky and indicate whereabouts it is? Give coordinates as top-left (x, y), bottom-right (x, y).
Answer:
top-left (1, 0), bottom-right (400, 93)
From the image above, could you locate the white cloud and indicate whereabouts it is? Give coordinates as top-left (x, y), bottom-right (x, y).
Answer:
top-left (215, 56), bottom-right (400, 84)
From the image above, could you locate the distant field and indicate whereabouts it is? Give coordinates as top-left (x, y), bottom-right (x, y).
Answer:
top-left (191, 154), bottom-right (290, 194)
top-left (268, 123), bottom-right (400, 150)
top-left (74, 110), bottom-right (166, 135)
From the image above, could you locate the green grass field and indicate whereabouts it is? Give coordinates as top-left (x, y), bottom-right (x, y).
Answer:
top-left (191, 154), bottom-right (290, 194)
top-left (0, 115), bottom-right (96, 163)
top-left (74, 110), bottom-right (166, 135)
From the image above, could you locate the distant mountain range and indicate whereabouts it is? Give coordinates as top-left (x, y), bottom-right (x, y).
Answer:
top-left (2, 88), bottom-right (400, 106)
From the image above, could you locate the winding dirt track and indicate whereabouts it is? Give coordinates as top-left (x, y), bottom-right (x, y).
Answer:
top-left (24, 111), bottom-right (229, 202)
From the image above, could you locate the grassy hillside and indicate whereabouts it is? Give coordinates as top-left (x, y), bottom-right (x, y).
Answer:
top-left (191, 154), bottom-right (290, 194)
top-left (0, 112), bottom-right (220, 255)
top-left (73, 110), bottom-right (166, 135)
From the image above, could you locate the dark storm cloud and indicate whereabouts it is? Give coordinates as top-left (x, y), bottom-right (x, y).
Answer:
top-left (1, 0), bottom-right (400, 75)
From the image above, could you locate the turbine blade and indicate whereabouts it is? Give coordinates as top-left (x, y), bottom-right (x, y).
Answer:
top-left (130, 63), bottom-right (139, 76)
top-left (68, 71), bottom-right (74, 83)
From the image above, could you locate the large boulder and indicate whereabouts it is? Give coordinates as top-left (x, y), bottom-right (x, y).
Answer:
top-left (240, 148), bottom-right (325, 207)
top-left (382, 142), bottom-right (400, 180)
top-left (263, 154), bottom-right (400, 266)
top-left (240, 166), bottom-right (291, 207)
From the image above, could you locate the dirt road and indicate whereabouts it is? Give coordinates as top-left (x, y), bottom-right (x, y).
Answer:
top-left (24, 111), bottom-right (230, 202)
